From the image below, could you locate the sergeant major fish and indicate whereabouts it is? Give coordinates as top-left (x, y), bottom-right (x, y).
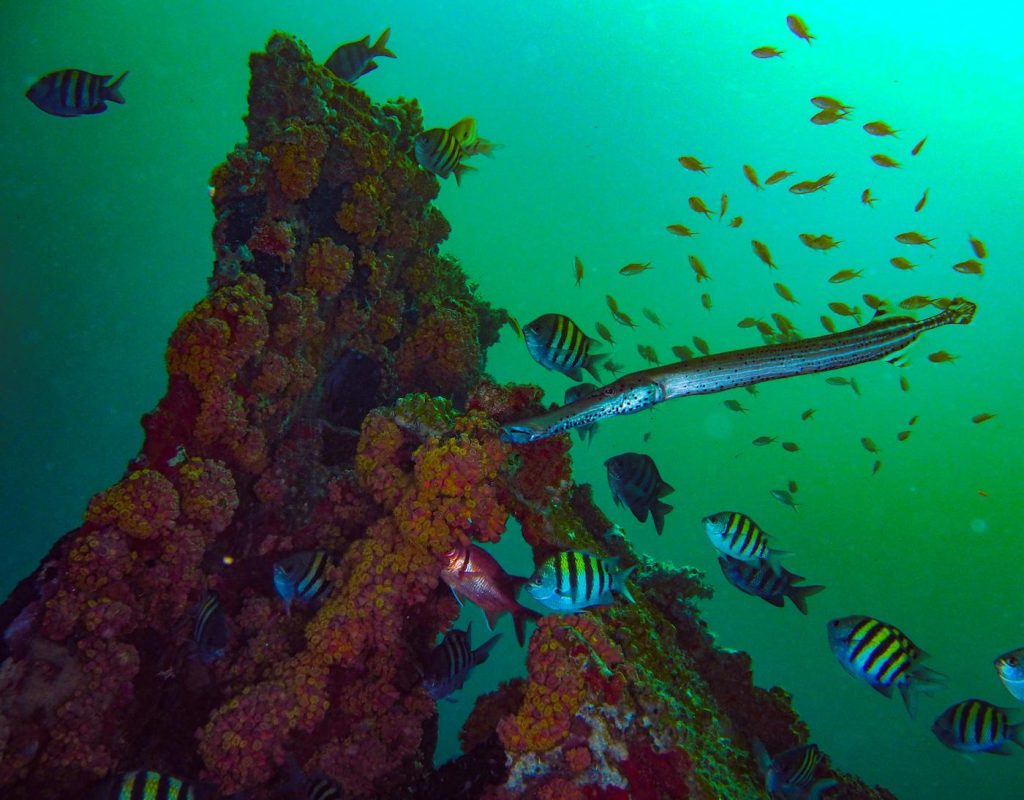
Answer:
top-left (932, 698), bottom-right (1024, 754)
top-left (524, 313), bottom-right (605, 381)
top-left (527, 550), bottom-right (636, 612)
top-left (441, 543), bottom-right (540, 646)
top-left (90, 769), bottom-right (207, 800)
top-left (702, 511), bottom-right (787, 571)
top-left (325, 28), bottom-right (396, 82)
top-left (422, 623), bottom-right (502, 700)
top-left (605, 452), bottom-right (674, 535)
top-left (27, 69), bottom-right (127, 117)
top-left (753, 741), bottom-right (837, 800)
top-left (826, 614), bottom-right (946, 716)
top-left (718, 555), bottom-right (824, 615)
top-left (415, 126), bottom-right (475, 185)
top-left (192, 591), bottom-right (228, 664)
top-left (273, 550), bottom-right (332, 616)
top-left (995, 648), bottom-right (1024, 703)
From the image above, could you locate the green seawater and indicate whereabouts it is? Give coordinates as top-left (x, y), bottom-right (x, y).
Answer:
top-left (3, 2), bottom-right (1022, 798)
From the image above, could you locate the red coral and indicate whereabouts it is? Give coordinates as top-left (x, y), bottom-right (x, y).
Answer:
top-left (84, 469), bottom-right (180, 540)
top-left (175, 457), bottom-right (238, 535)
top-left (395, 306), bottom-right (482, 398)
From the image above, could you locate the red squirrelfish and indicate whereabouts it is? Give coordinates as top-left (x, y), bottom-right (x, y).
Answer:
top-left (441, 544), bottom-right (540, 646)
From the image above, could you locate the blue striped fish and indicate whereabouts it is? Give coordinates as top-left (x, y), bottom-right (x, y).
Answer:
top-left (325, 28), bottom-right (396, 82)
top-left (526, 551), bottom-right (636, 612)
top-left (307, 776), bottom-right (343, 800)
top-left (273, 550), bottom-right (332, 616)
top-left (192, 591), bottom-right (228, 663)
top-left (523, 313), bottom-right (605, 382)
top-left (92, 769), bottom-right (203, 800)
top-left (932, 699), bottom-right (1024, 755)
top-left (414, 126), bottom-right (476, 185)
top-left (717, 555), bottom-right (824, 615)
top-left (827, 614), bottom-right (947, 716)
top-left (605, 452), bottom-right (674, 535)
top-left (26, 69), bottom-right (127, 117)
top-left (422, 623), bottom-right (502, 700)
top-left (702, 511), bottom-right (787, 570)
top-left (753, 741), bottom-right (837, 800)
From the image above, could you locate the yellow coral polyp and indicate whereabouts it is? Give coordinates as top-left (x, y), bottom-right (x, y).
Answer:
top-left (85, 469), bottom-right (180, 540)
top-left (304, 237), bottom-right (354, 298)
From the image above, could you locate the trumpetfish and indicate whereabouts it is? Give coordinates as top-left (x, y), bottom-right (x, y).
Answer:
top-left (500, 299), bottom-right (976, 444)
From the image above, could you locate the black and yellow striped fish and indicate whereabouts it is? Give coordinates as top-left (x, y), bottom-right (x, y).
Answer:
top-left (526, 551), bottom-right (636, 612)
top-left (717, 555), bottom-right (824, 614)
top-left (192, 591), bottom-right (228, 663)
top-left (273, 550), bottom-right (332, 616)
top-left (26, 69), bottom-right (127, 117)
top-left (827, 614), bottom-right (947, 716)
top-left (604, 452), bottom-right (674, 534)
top-left (523, 313), bottom-right (605, 381)
top-left (414, 127), bottom-right (475, 185)
top-left (932, 698), bottom-right (1024, 754)
top-left (753, 741), bottom-right (837, 798)
top-left (307, 776), bottom-right (343, 800)
top-left (701, 511), bottom-right (786, 569)
top-left (422, 623), bottom-right (502, 700)
top-left (92, 769), bottom-right (202, 800)
top-left (325, 28), bottom-right (396, 82)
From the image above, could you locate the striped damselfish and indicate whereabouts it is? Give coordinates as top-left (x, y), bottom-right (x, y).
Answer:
top-left (91, 769), bottom-right (204, 800)
top-left (526, 551), bottom-right (635, 612)
top-left (604, 452), bottom-right (674, 535)
top-left (702, 511), bottom-right (787, 570)
top-left (717, 555), bottom-right (824, 615)
top-left (325, 28), bottom-right (396, 83)
top-left (932, 698), bottom-right (1024, 754)
top-left (273, 550), bottom-right (332, 616)
top-left (523, 313), bottom-right (605, 382)
top-left (753, 741), bottom-right (837, 800)
top-left (827, 614), bottom-right (947, 716)
top-left (26, 69), bottom-right (127, 117)
top-left (422, 623), bottom-right (502, 700)
top-left (192, 591), bottom-right (228, 663)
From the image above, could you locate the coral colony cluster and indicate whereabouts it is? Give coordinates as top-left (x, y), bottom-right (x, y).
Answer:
top-left (1, 34), bottom-right (897, 799)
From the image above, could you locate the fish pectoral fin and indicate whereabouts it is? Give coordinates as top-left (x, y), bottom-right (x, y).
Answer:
top-left (448, 586), bottom-right (464, 607)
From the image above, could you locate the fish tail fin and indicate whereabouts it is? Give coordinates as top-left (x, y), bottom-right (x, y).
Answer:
top-left (373, 28), bottom-right (397, 59)
top-left (474, 632), bottom-right (503, 665)
top-left (105, 71), bottom-right (128, 104)
top-left (468, 137), bottom-right (501, 159)
top-left (900, 665), bottom-right (947, 717)
top-left (613, 565), bottom-right (637, 604)
top-left (808, 778), bottom-right (838, 800)
top-left (512, 606), bottom-right (541, 646)
top-left (452, 161), bottom-right (477, 186)
top-left (651, 500), bottom-right (673, 536)
top-left (786, 583), bottom-right (825, 615)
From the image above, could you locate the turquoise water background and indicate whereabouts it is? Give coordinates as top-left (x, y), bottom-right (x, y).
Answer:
top-left (3, 2), bottom-right (1023, 797)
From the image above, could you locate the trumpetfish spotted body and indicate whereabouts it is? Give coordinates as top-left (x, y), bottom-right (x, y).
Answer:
top-left (501, 299), bottom-right (976, 444)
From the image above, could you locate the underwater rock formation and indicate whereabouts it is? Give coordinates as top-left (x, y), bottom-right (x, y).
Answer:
top-left (0, 33), bottom-right (897, 800)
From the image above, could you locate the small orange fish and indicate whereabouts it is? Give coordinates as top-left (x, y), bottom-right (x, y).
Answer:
top-left (604, 359), bottom-right (624, 375)
top-left (766, 169), bottom-right (795, 185)
top-left (671, 345), bottom-right (694, 360)
top-left (899, 374), bottom-right (910, 392)
top-left (752, 435), bottom-right (776, 446)
top-left (861, 437), bottom-right (879, 454)
top-left (507, 315), bottom-right (523, 339)
top-left (774, 282), bottom-right (798, 304)
top-left (755, 320), bottom-right (774, 337)
top-left (863, 294), bottom-right (887, 311)
top-left (751, 239), bottom-right (776, 269)
top-left (896, 430), bottom-right (911, 442)
top-left (693, 335), bottom-right (710, 356)
top-left (786, 14), bottom-right (815, 44)
top-left (952, 259), bottom-right (984, 276)
top-left (898, 295), bottom-right (933, 310)
top-left (719, 193), bottom-right (728, 221)
top-left (574, 255), bottom-right (584, 286)
top-left (927, 350), bottom-right (958, 363)
top-left (606, 295), bottom-right (619, 313)
top-left (781, 441), bottom-right (800, 452)
top-left (863, 120), bottom-right (899, 137)
top-left (914, 189), bottom-right (929, 213)
top-left (742, 164), bottom-right (763, 190)
top-left (895, 231), bottom-right (936, 247)
top-left (752, 46), bottom-right (784, 59)
top-left (819, 315), bottom-right (835, 333)
top-left (872, 459), bottom-right (882, 475)
top-left (799, 233), bottom-right (842, 251)
top-left (689, 254), bottom-right (711, 282)
top-left (595, 321), bottom-right (614, 344)
top-left (968, 236), bottom-right (987, 259)
top-left (729, 216), bottom-right (744, 228)
top-left (619, 261), bottom-right (652, 275)
top-left (861, 188), bottom-right (877, 207)
top-left (977, 489), bottom-right (989, 497)
top-left (689, 196), bottom-right (713, 219)
top-left (828, 269), bottom-right (863, 284)
top-left (827, 302), bottom-right (861, 322)
top-left (667, 223), bottom-right (700, 237)
top-left (701, 293), bottom-right (713, 311)
top-left (890, 256), bottom-right (916, 271)
top-left (972, 412), bottom-right (996, 424)
top-left (811, 96), bottom-right (852, 111)
top-left (801, 408), bottom-right (815, 421)
top-left (643, 307), bottom-right (664, 327)
top-left (744, 385), bottom-right (759, 396)
top-left (911, 136), bottom-right (927, 156)
top-left (908, 415), bottom-right (919, 426)
top-left (811, 108), bottom-right (849, 125)
top-left (724, 399), bottom-right (747, 413)
top-left (788, 479), bottom-right (798, 493)
top-left (789, 179), bottom-right (826, 195)
top-left (871, 154), bottom-right (901, 168)
top-left (637, 344), bottom-right (661, 365)
top-left (612, 309), bottom-right (637, 328)
top-left (772, 313), bottom-right (796, 336)
top-left (678, 155), bottom-right (711, 173)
